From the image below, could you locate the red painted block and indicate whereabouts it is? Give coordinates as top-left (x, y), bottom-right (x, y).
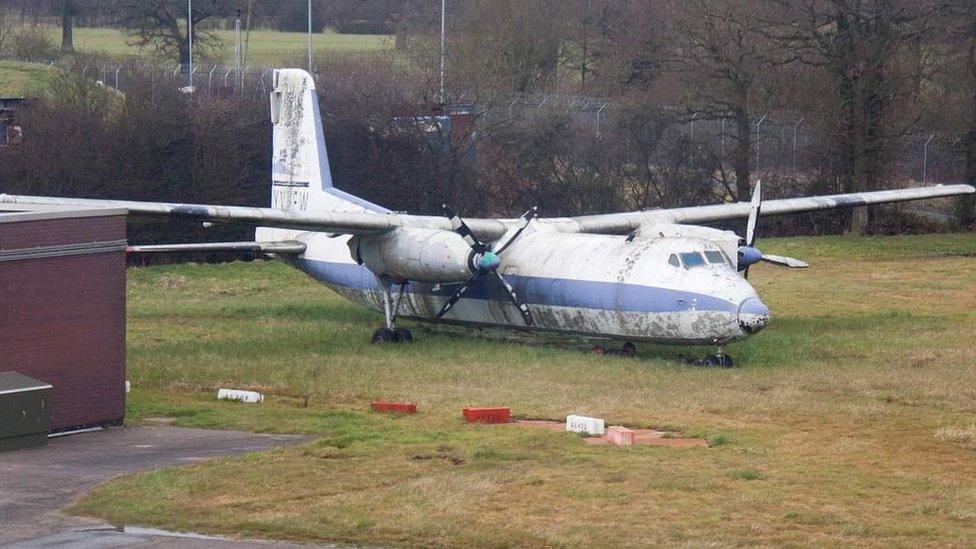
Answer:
top-left (462, 407), bottom-right (511, 424)
top-left (371, 401), bottom-right (418, 414)
top-left (607, 426), bottom-right (635, 446)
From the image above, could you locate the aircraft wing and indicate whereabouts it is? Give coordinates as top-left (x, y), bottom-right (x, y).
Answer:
top-left (2, 184), bottom-right (972, 240)
top-left (126, 241), bottom-right (308, 254)
top-left (567, 184), bottom-right (976, 234)
top-left (0, 194), bottom-right (510, 239)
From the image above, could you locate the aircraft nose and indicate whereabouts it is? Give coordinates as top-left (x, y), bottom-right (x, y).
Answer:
top-left (738, 297), bottom-right (770, 334)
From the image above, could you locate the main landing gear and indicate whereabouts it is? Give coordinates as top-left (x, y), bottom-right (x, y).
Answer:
top-left (371, 278), bottom-right (413, 344)
top-left (591, 341), bottom-right (638, 358)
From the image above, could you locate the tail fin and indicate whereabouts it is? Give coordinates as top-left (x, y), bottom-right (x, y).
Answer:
top-left (269, 69), bottom-right (387, 214)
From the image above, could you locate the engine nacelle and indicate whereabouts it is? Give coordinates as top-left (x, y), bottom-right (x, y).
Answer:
top-left (349, 228), bottom-right (475, 283)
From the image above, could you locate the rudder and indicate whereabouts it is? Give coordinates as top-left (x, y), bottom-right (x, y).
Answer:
top-left (269, 69), bottom-right (386, 214)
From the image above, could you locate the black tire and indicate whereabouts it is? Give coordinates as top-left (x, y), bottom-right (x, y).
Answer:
top-left (719, 355), bottom-right (734, 368)
top-left (371, 327), bottom-right (395, 344)
top-left (621, 342), bottom-right (637, 358)
top-left (394, 327), bottom-right (413, 343)
top-left (703, 355), bottom-right (722, 367)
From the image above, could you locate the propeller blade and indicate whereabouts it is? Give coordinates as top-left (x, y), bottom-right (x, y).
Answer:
top-left (490, 270), bottom-right (533, 325)
top-left (443, 203), bottom-right (487, 253)
top-left (746, 180), bottom-right (762, 247)
top-left (761, 254), bottom-right (810, 268)
top-left (494, 206), bottom-right (538, 255)
top-left (435, 272), bottom-right (482, 319)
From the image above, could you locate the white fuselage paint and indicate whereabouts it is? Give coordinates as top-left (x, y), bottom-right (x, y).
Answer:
top-left (257, 225), bottom-right (764, 345)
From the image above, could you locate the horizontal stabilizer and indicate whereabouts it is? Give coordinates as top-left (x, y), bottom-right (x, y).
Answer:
top-left (126, 241), bottom-right (306, 254)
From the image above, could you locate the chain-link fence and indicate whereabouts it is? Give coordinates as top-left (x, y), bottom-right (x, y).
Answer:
top-left (7, 55), bottom-right (969, 193)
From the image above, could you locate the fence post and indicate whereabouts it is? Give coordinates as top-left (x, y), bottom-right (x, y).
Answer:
top-left (720, 117), bottom-right (726, 167)
top-left (596, 103), bottom-right (606, 138)
top-left (755, 114), bottom-right (767, 176)
top-left (922, 133), bottom-right (935, 184)
top-left (792, 117), bottom-right (805, 174)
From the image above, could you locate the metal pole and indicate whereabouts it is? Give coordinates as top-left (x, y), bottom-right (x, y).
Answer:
top-left (922, 133), bottom-right (935, 184)
top-left (755, 114), bottom-right (767, 176)
top-left (235, 11), bottom-right (242, 79)
top-left (596, 103), bottom-right (606, 138)
top-left (114, 65), bottom-right (121, 89)
top-left (792, 117), bottom-right (805, 173)
top-left (720, 117), bottom-right (726, 166)
top-left (187, 0), bottom-right (193, 88)
top-left (307, 0), bottom-right (313, 73)
top-left (439, 0), bottom-right (446, 104)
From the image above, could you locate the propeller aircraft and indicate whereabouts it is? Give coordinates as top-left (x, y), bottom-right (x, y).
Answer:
top-left (2, 69), bottom-right (973, 365)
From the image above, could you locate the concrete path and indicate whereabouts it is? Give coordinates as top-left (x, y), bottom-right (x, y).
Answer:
top-left (0, 425), bottom-right (315, 547)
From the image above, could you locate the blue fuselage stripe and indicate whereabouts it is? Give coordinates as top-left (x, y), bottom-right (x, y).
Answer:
top-left (295, 258), bottom-right (737, 314)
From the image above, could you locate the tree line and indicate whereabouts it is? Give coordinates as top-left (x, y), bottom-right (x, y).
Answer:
top-left (0, 0), bottom-right (972, 252)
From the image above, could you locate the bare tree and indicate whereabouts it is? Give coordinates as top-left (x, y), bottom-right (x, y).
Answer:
top-left (0, 0), bottom-right (14, 54)
top-left (115, 0), bottom-right (234, 67)
top-left (60, 0), bottom-right (74, 53)
top-left (774, 0), bottom-right (941, 231)
top-left (664, 0), bottom-right (778, 201)
top-left (944, 0), bottom-right (976, 225)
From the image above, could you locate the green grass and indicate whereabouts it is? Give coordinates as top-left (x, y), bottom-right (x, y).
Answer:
top-left (0, 60), bottom-right (58, 96)
top-left (69, 233), bottom-right (976, 547)
top-left (67, 26), bottom-right (393, 65)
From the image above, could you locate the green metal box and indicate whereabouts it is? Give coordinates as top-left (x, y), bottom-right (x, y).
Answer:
top-left (0, 371), bottom-right (52, 451)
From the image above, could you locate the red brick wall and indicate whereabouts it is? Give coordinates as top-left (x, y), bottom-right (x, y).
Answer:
top-left (0, 215), bottom-right (126, 431)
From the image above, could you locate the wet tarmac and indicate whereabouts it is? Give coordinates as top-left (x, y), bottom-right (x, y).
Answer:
top-left (0, 425), bottom-right (316, 547)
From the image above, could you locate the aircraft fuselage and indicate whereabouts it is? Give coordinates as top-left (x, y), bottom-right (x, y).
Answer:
top-left (266, 228), bottom-right (768, 345)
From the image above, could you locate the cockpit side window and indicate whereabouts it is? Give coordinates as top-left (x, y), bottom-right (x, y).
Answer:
top-left (679, 252), bottom-right (706, 268)
top-left (668, 254), bottom-right (680, 268)
top-left (704, 250), bottom-right (727, 265)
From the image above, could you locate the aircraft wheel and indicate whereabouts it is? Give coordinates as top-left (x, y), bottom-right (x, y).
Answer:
top-left (371, 327), bottom-right (395, 344)
top-left (704, 354), bottom-right (734, 368)
top-left (621, 342), bottom-right (637, 358)
top-left (394, 328), bottom-right (413, 343)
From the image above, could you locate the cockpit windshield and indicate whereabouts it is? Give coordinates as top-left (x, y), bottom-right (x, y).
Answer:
top-left (679, 252), bottom-right (706, 268)
top-left (704, 250), bottom-right (727, 265)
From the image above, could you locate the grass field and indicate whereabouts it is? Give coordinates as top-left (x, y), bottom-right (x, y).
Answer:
top-left (64, 26), bottom-right (393, 65)
top-left (70, 233), bottom-right (976, 547)
top-left (0, 60), bottom-right (58, 96)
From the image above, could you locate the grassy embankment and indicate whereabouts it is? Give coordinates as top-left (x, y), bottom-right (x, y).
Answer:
top-left (0, 60), bottom-right (58, 96)
top-left (71, 233), bottom-right (976, 547)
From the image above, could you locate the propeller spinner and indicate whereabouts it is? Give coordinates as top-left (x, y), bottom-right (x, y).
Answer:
top-left (737, 180), bottom-right (809, 277)
top-left (437, 205), bottom-right (538, 324)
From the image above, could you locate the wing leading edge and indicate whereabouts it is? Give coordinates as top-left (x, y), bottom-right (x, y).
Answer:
top-left (2, 183), bottom-right (973, 240)
top-left (568, 184), bottom-right (976, 234)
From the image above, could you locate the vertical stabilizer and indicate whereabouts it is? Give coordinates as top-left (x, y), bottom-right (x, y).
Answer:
top-left (269, 69), bottom-right (387, 214)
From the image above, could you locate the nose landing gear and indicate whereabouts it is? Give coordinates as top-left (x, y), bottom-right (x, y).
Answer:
top-left (687, 345), bottom-right (735, 367)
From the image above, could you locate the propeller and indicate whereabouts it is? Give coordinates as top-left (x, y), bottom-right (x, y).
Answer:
top-left (437, 205), bottom-right (537, 324)
top-left (738, 180), bottom-right (809, 277)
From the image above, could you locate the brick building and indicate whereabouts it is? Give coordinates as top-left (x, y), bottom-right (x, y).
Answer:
top-left (0, 208), bottom-right (127, 432)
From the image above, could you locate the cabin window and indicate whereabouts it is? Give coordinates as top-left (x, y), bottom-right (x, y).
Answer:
top-left (680, 252), bottom-right (706, 268)
top-left (704, 251), bottom-right (727, 265)
top-left (668, 254), bottom-right (680, 268)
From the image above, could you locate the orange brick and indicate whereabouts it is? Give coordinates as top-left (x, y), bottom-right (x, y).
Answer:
top-left (462, 407), bottom-right (511, 424)
top-left (371, 401), bottom-right (417, 414)
top-left (607, 426), bottom-right (635, 446)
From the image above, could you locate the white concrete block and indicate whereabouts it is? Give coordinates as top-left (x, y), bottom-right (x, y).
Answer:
top-left (217, 388), bottom-right (264, 404)
top-left (566, 415), bottom-right (605, 435)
